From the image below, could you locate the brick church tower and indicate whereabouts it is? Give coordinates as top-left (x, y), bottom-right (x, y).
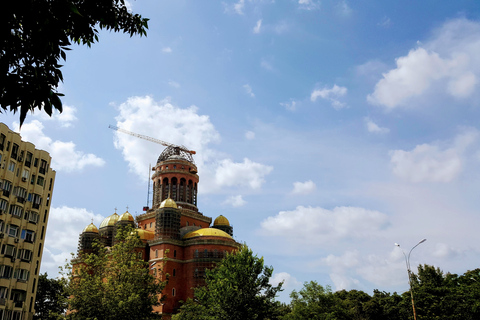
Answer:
top-left (77, 146), bottom-right (239, 319)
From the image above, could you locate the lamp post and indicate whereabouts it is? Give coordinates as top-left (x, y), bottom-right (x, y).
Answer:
top-left (395, 238), bottom-right (426, 320)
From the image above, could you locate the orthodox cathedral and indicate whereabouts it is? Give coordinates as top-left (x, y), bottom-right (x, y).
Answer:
top-left (76, 146), bottom-right (239, 318)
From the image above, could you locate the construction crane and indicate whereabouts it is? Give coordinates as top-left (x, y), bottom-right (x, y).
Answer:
top-left (108, 125), bottom-right (196, 154)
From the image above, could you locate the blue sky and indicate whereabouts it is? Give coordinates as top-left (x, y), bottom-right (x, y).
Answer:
top-left (4, 0), bottom-right (480, 302)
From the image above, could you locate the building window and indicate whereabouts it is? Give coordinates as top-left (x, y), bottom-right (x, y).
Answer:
top-left (173, 269), bottom-right (176, 277)
top-left (13, 186), bottom-right (27, 203)
top-left (150, 222), bottom-right (152, 228)
top-left (0, 265), bottom-right (13, 279)
top-left (0, 286), bottom-right (8, 300)
top-left (34, 158), bottom-right (38, 167)
top-left (173, 250), bottom-right (177, 258)
top-left (21, 230), bottom-right (35, 243)
top-left (194, 249), bottom-right (198, 258)
top-left (7, 161), bottom-right (15, 172)
top-left (137, 252), bottom-right (142, 259)
top-left (0, 134), bottom-right (5, 151)
top-left (8, 225), bottom-right (18, 238)
top-left (152, 268), bottom-right (156, 276)
top-left (24, 211), bottom-right (39, 224)
top-left (17, 249), bottom-right (32, 262)
top-left (14, 269), bottom-right (29, 282)
top-left (155, 250), bottom-right (158, 258)
top-left (36, 176), bottom-right (44, 187)
top-left (2, 245), bottom-right (16, 257)
top-left (9, 205), bottom-right (23, 218)
top-left (0, 199), bottom-right (8, 213)
top-left (172, 288), bottom-right (175, 297)
top-left (11, 144), bottom-right (18, 160)
top-left (25, 152), bottom-right (32, 167)
top-left (30, 174), bottom-right (35, 185)
top-left (39, 160), bottom-right (47, 174)
top-left (194, 268), bottom-right (198, 278)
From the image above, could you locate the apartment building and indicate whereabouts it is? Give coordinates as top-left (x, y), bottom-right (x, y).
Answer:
top-left (0, 123), bottom-right (55, 320)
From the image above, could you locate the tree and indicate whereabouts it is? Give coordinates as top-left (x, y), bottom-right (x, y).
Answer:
top-left (65, 226), bottom-right (165, 320)
top-left (173, 244), bottom-right (283, 320)
top-left (1, 0), bottom-right (148, 125)
top-left (282, 281), bottom-right (338, 320)
top-left (34, 273), bottom-right (68, 320)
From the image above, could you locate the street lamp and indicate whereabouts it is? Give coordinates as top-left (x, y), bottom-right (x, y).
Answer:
top-left (395, 238), bottom-right (426, 320)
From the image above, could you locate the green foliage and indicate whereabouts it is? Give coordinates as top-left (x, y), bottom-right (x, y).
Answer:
top-left (281, 265), bottom-right (480, 320)
top-left (283, 281), bottom-right (338, 320)
top-left (34, 273), bottom-right (68, 320)
top-left (1, 0), bottom-right (148, 125)
top-left (64, 226), bottom-right (165, 320)
top-left (173, 244), bottom-right (283, 320)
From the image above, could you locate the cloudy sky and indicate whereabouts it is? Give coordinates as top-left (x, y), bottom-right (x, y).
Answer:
top-left (4, 0), bottom-right (480, 302)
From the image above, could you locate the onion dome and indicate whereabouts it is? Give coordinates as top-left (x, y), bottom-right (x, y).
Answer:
top-left (82, 223), bottom-right (99, 233)
top-left (160, 197), bottom-right (178, 209)
top-left (183, 228), bottom-right (232, 240)
top-left (99, 213), bottom-right (119, 228)
top-left (134, 229), bottom-right (155, 241)
top-left (119, 210), bottom-right (134, 222)
top-left (213, 215), bottom-right (230, 226)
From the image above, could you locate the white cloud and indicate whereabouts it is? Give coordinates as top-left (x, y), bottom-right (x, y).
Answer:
top-left (336, 0), bottom-right (352, 17)
top-left (280, 99), bottom-right (297, 111)
top-left (14, 120), bottom-right (105, 172)
top-left (245, 131), bottom-right (255, 140)
top-left (41, 206), bottom-right (105, 276)
top-left (31, 105), bottom-right (77, 128)
top-left (223, 195), bottom-right (247, 207)
top-left (378, 16), bottom-right (392, 28)
top-left (215, 158), bottom-right (273, 190)
top-left (298, 0), bottom-right (320, 11)
top-left (270, 272), bottom-right (301, 289)
top-left (291, 180), bottom-right (316, 194)
top-left (243, 84), bottom-right (255, 97)
top-left (253, 19), bottom-right (262, 34)
top-left (389, 128), bottom-right (478, 183)
top-left (113, 96), bottom-right (220, 182)
top-left (274, 20), bottom-right (290, 34)
top-left (311, 84), bottom-right (348, 109)
top-left (162, 47), bottom-right (172, 53)
top-left (113, 96), bottom-right (273, 193)
top-left (168, 80), bottom-right (180, 88)
top-left (368, 19), bottom-right (480, 109)
top-left (261, 206), bottom-right (389, 244)
top-left (260, 59), bottom-right (274, 71)
top-left (364, 117), bottom-right (390, 134)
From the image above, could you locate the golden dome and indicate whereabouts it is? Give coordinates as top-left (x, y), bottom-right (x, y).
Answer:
top-left (183, 228), bottom-right (232, 240)
top-left (119, 211), bottom-right (134, 222)
top-left (100, 213), bottom-right (119, 228)
top-left (134, 229), bottom-right (155, 241)
top-left (213, 215), bottom-right (230, 226)
top-left (83, 223), bottom-right (99, 233)
top-left (160, 198), bottom-right (177, 209)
